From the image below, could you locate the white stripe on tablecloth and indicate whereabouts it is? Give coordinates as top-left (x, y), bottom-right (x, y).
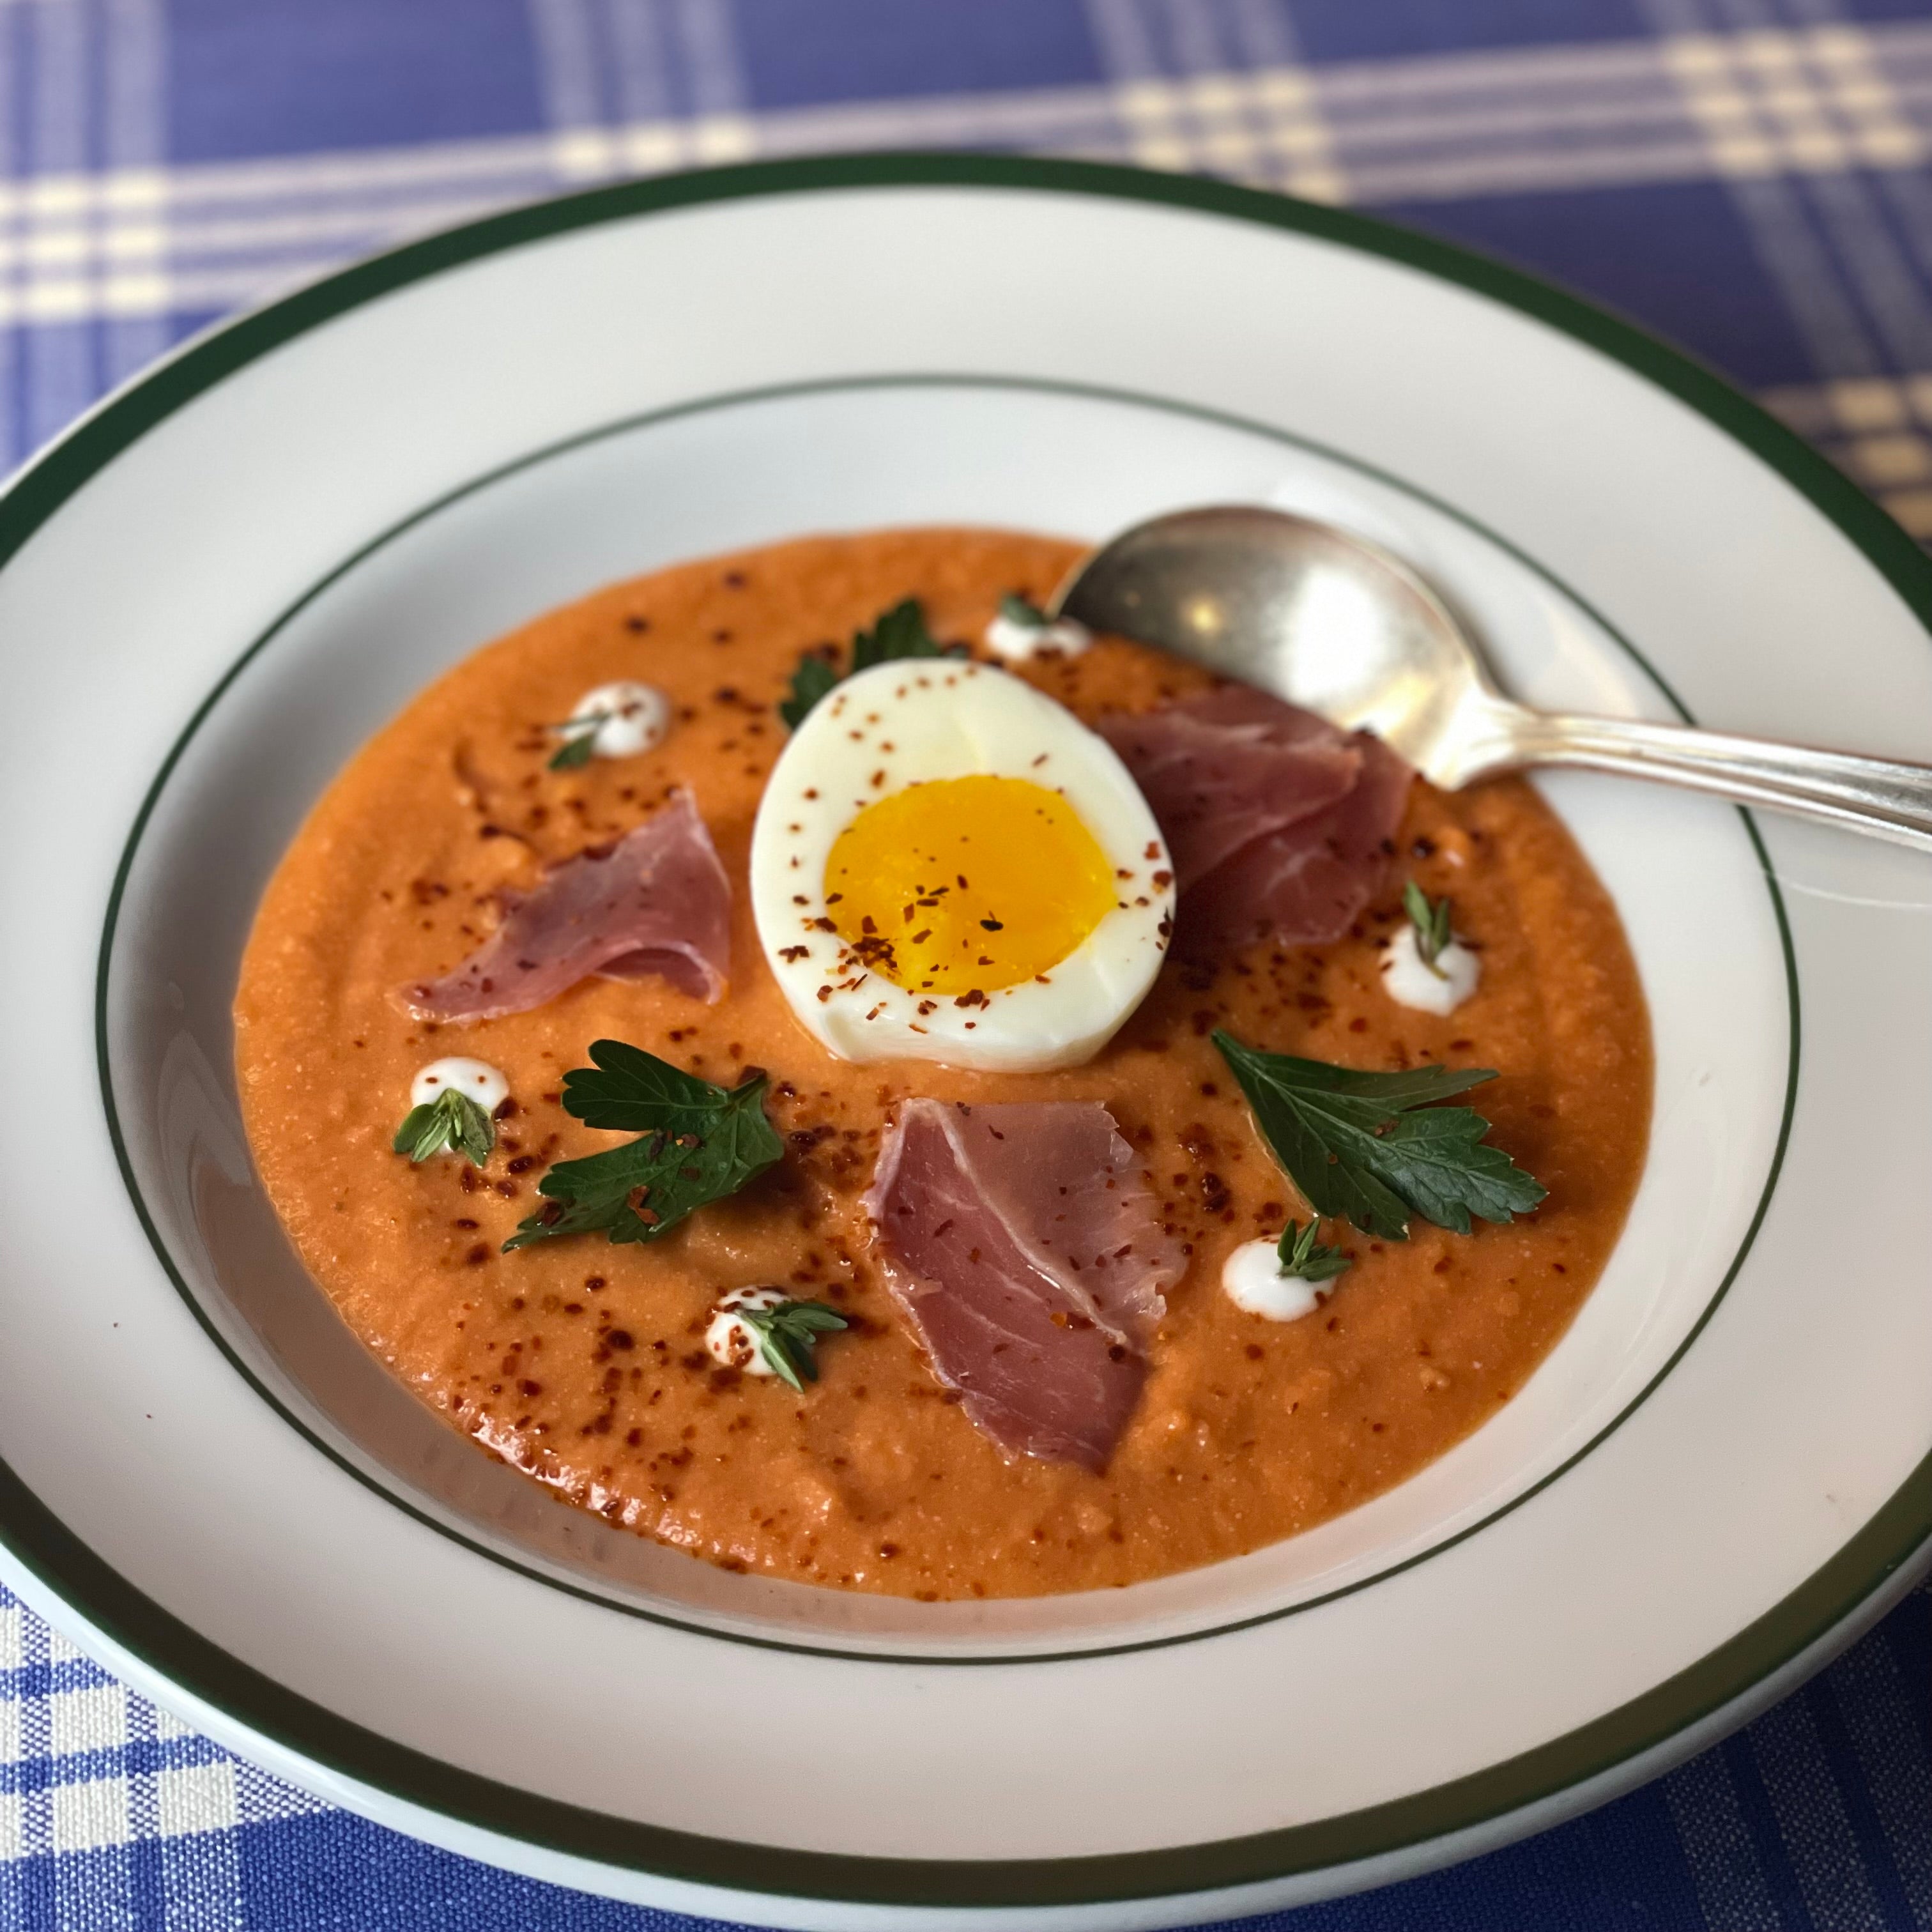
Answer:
top-left (1826, 1627), bottom-right (1932, 1922)
top-left (51, 1771), bottom-right (129, 1854)
top-left (526, 0), bottom-right (611, 179)
top-left (1649, 1), bottom-right (1932, 385)
top-left (1664, 1747), bottom-right (1783, 1932)
top-left (101, 0), bottom-right (167, 390)
top-left (604, 0), bottom-right (674, 125)
top-left (22, 0), bottom-right (91, 451)
top-left (2, 13), bottom-right (1932, 341)
top-left (1751, 1692), bottom-right (1890, 1932)
top-left (46, 1683), bottom-right (126, 1761)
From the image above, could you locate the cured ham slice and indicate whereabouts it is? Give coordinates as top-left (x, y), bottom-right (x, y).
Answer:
top-left (401, 790), bottom-right (730, 1022)
top-left (862, 1099), bottom-right (1184, 1471)
top-left (1098, 687), bottom-right (1412, 946)
top-left (1096, 685), bottom-right (1361, 887)
top-left (1191, 731), bottom-right (1413, 946)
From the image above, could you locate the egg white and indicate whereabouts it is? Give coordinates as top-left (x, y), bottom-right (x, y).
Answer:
top-left (749, 659), bottom-right (1174, 1071)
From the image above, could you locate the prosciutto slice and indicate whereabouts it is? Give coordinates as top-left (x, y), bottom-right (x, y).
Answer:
top-left (1098, 687), bottom-right (1412, 946)
top-left (401, 790), bottom-right (730, 1022)
top-left (862, 1100), bottom-right (1184, 1471)
top-left (1190, 731), bottom-right (1413, 946)
top-left (1096, 685), bottom-right (1362, 887)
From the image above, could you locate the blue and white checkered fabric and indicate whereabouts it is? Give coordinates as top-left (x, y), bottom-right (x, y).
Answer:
top-left (0, 1577), bottom-right (1924, 1929)
top-left (3, 2), bottom-right (1928, 1926)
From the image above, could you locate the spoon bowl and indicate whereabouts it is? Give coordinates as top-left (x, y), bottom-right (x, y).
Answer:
top-left (1052, 503), bottom-right (1932, 851)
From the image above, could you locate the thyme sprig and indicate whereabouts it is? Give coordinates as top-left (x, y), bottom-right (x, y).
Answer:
top-left (731, 1298), bottom-right (849, 1392)
top-left (1276, 1217), bottom-right (1351, 1284)
top-left (547, 710), bottom-right (608, 770)
top-left (1402, 879), bottom-right (1454, 977)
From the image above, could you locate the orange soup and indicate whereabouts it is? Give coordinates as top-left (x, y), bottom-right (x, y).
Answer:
top-left (235, 528), bottom-right (1651, 1599)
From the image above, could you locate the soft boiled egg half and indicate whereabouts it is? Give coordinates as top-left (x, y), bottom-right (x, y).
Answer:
top-left (749, 659), bottom-right (1174, 1071)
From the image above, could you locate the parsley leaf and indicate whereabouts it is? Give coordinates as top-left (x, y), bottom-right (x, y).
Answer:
top-left (778, 652), bottom-right (841, 732)
top-left (850, 597), bottom-right (942, 673)
top-left (503, 1041), bottom-right (783, 1251)
top-left (779, 597), bottom-right (947, 730)
top-left (1402, 879), bottom-right (1453, 976)
top-left (393, 1087), bottom-right (494, 1168)
top-left (998, 592), bottom-right (1050, 629)
top-left (1276, 1218), bottom-right (1351, 1283)
top-left (731, 1298), bottom-right (849, 1392)
top-left (1213, 1030), bottom-right (1547, 1241)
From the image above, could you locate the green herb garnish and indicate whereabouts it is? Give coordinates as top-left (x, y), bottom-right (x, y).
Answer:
top-left (547, 712), bottom-right (605, 770)
top-left (778, 653), bottom-right (841, 732)
top-left (1402, 879), bottom-right (1453, 977)
top-left (1276, 1217), bottom-right (1351, 1284)
top-left (504, 1041), bottom-right (783, 1251)
top-left (730, 1297), bottom-right (849, 1392)
top-left (998, 592), bottom-right (1051, 629)
top-left (1213, 1031), bottom-right (1546, 1241)
top-left (392, 1087), bottom-right (494, 1168)
top-left (852, 597), bottom-right (943, 672)
top-left (779, 597), bottom-right (947, 730)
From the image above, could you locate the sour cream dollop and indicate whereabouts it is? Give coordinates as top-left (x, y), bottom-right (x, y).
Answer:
top-left (705, 1287), bottom-right (787, 1375)
top-left (410, 1057), bottom-right (508, 1112)
top-left (983, 606), bottom-right (1092, 662)
top-left (1223, 1238), bottom-right (1336, 1322)
top-left (562, 680), bottom-right (671, 759)
top-left (1381, 925), bottom-right (1480, 1015)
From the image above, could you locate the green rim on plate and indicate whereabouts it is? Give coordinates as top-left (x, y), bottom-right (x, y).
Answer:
top-left (0, 153), bottom-right (1922, 1908)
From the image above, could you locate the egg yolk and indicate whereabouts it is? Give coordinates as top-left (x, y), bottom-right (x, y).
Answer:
top-left (824, 776), bottom-right (1117, 994)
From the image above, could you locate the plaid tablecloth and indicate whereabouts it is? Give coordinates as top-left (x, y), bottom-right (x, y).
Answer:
top-left (4, 2), bottom-right (1929, 1927)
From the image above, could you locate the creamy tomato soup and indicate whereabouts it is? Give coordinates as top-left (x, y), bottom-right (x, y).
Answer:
top-left (234, 528), bottom-right (1651, 1600)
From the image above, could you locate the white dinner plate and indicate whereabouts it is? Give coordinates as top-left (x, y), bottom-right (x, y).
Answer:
top-left (0, 157), bottom-right (1928, 1928)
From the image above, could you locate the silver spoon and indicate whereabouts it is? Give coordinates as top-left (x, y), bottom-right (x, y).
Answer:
top-left (1050, 504), bottom-right (1932, 852)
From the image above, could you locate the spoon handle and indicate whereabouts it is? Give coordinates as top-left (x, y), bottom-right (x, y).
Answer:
top-left (1498, 706), bottom-right (1932, 852)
